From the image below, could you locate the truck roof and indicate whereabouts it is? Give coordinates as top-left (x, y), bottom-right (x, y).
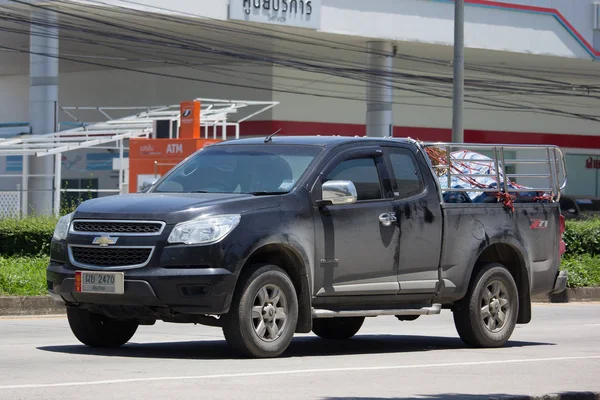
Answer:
top-left (214, 136), bottom-right (412, 147)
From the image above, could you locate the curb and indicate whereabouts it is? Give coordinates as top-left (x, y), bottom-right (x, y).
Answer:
top-left (0, 288), bottom-right (598, 316)
top-left (0, 296), bottom-right (65, 316)
top-left (531, 287), bottom-right (600, 303)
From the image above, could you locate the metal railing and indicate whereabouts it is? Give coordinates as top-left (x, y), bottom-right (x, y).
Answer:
top-left (415, 142), bottom-right (567, 202)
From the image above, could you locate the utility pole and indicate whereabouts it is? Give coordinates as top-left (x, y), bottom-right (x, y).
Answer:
top-left (366, 41), bottom-right (393, 138)
top-left (452, 0), bottom-right (464, 143)
top-left (29, 8), bottom-right (58, 215)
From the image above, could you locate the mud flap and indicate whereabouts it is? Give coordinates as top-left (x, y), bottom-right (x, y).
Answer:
top-left (295, 275), bottom-right (313, 333)
top-left (517, 288), bottom-right (531, 324)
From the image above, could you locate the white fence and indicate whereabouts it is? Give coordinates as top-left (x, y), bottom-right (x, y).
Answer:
top-left (0, 188), bottom-right (122, 218)
top-left (0, 191), bottom-right (21, 218)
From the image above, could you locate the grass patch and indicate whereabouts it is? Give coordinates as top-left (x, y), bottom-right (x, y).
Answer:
top-left (561, 255), bottom-right (600, 288)
top-left (0, 254), bottom-right (598, 296)
top-left (0, 256), bottom-right (49, 296)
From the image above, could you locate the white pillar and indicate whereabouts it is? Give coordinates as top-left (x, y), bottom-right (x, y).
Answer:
top-left (118, 139), bottom-right (124, 194)
top-left (53, 153), bottom-right (61, 216)
top-left (366, 41), bottom-right (394, 138)
top-left (21, 151), bottom-right (29, 217)
top-left (29, 8), bottom-right (58, 215)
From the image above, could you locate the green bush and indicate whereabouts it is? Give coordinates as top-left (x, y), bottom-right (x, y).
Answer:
top-left (0, 256), bottom-right (48, 296)
top-left (0, 216), bottom-right (57, 257)
top-left (561, 255), bottom-right (600, 288)
top-left (1, 216), bottom-right (599, 294)
top-left (563, 218), bottom-right (600, 257)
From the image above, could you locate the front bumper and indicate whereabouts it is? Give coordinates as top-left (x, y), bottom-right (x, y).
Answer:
top-left (550, 270), bottom-right (568, 295)
top-left (47, 261), bottom-right (237, 316)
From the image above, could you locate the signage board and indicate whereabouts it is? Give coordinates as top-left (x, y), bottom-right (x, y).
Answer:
top-left (128, 138), bottom-right (220, 193)
top-left (179, 100), bottom-right (201, 139)
top-left (229, 0), bottom-right (321, 30)
top-left (586, 157), bottom-right (600, 169)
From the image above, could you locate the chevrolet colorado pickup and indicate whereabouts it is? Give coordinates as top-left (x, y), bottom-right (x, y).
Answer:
top-left (47, 136), bottom-right (568, 358)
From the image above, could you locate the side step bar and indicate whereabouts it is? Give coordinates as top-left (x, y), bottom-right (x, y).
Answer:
top-left (312, 303), bottom-right (442, 318)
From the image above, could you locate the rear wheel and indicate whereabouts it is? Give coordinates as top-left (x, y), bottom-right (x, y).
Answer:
top-left (222, 264), bottom-right (298, 358)
top-left (453, 263), bottom-right (519, 348)
top-left (312, 317), bottom-right (365, 340)
top-left (396, 315), bottom-right (420, 321)
top-left (67, 307), bottom-right (138, 348)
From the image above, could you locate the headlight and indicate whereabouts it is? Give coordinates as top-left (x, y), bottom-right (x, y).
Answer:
top-left (168, 214), bottom-right (241, 245)
top-left (53, 213), bottom-right (74, 241)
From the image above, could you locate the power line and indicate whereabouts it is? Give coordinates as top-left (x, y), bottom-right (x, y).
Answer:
top-left (2, 0), bottom-right (600, 122)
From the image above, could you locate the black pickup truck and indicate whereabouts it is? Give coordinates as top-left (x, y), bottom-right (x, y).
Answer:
top-left (47, 136), bottom-right (567, 358)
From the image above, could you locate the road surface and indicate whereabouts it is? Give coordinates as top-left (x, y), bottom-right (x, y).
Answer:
top-left (0, 303), bottom-right (598, 399)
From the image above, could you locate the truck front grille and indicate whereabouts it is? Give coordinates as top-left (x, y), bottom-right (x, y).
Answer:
top-left (70, 246), bottom-right (153, 268)
top-left (72, 220), bottom-right (165, 235)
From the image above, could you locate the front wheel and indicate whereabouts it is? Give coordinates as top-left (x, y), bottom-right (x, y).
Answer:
top-left (312, 317), bottom-right (365, 340)
top-left (453, 263), bottom-right (519, 348)
top-left (222, 265), bottom-right (298, 358)
top-left (67, 307), bottom-right (138, 348)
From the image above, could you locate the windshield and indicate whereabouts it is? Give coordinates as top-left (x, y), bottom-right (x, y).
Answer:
top-left (153, 144), bottom-right (322, 194)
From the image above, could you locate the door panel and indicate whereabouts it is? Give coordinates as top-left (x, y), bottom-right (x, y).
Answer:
top-left (314, 153), bottom-right (399, 296)
top-left (384, 146), bottom-right (442, 294)
top-left (316, 200), bottom-right (399, 296)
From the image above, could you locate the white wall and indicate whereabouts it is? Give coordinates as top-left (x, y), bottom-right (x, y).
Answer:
top-left (59, 64), bottom-right (274, 112)
top-left (0, 75), bottom-right (28, 123)
top-left (0, 63), bottom-right (275, 127)
top-left (492, 0), bottom-right (596, 46)
top-left (271, 67), bottom-right (600, 136)
top-left (320, 0), bottom-right (590, 59)
top-left (75, 0), bottom-right (229, 20)
top-left (3, 62), bottom-right (599, 136)
top-left (63, 0), bottom-right (596, 60)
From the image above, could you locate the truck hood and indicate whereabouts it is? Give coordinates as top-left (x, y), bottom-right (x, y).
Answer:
top-left (73, 193), bottom-right (281, 224)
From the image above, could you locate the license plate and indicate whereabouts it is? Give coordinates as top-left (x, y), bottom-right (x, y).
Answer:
top-left (75, 271), bottom-right (124, 295)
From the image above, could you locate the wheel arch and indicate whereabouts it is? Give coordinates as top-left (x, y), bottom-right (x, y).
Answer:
top-left (234, 241), bottom-right (313, 333)
top-left (468, 241), bottom-right (531, 324)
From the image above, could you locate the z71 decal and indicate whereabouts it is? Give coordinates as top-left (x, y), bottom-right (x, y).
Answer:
top-left (530, 219), bottom-right (549, 229)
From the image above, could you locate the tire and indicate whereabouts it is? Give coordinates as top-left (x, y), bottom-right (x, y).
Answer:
top-left (396, 315), bottom-right (420, 322)
top-left (222, 264), bottom-right (298, 358)
top-left (312, 317), bottom-right (364, 340)
top-left (453, 262), bottom-right (519, 348)
top-left (67, 307), bottom-right (138, 348)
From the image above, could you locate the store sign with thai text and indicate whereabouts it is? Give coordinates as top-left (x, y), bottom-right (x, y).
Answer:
top-left (585, 157), bottom-right (600, 169)
top-left (229, 0), bottom-right (321, 30)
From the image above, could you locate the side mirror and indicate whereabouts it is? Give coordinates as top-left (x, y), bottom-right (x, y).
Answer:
top-left (319, 180), bottom-right (358, 206)
top-left (139, 178), bottom-right (158, 193)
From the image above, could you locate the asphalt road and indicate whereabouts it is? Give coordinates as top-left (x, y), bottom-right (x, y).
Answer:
top-left (0, 303), bottom-right (598, 400)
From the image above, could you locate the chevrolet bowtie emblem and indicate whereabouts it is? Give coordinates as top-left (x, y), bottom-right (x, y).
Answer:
top-left (92, 236), bottom-right (118, 247)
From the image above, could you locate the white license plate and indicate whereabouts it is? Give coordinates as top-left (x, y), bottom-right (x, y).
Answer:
top-left (75, 271), bottom-right (124, 295)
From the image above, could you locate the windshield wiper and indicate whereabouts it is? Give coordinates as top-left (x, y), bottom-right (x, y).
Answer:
top-left (189, 190), bottom-right (209, 193)
top-left (246, 191), bottom-right (285, 196)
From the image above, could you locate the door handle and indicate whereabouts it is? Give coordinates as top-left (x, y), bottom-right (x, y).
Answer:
top-left (379, 213), bottom-right (397, 227)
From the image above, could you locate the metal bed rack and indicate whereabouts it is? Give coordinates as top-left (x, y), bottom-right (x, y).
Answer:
top-left (414, 141), bottom-right (567, 202)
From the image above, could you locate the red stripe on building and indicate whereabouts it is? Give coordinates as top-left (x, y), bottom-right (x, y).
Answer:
top-left (234, 120), bottom-right (600, 149)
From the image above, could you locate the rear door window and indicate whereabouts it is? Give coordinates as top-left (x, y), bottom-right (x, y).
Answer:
top-left (385, 148), bottom-right (424, 199)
